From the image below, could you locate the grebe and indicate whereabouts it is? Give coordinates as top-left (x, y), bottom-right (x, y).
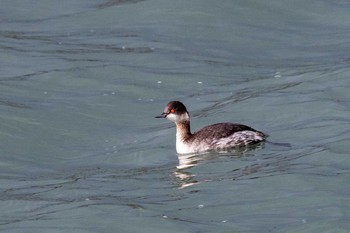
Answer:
top-left (156, 101), bottom-right (266, 154)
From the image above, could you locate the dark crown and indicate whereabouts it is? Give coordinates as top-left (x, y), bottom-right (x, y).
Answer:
top-left (165, 101), bottom-right (188, 114)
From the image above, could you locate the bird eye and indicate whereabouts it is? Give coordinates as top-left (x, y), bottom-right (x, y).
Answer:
top-left (170, 109), bottom-right (175, 113)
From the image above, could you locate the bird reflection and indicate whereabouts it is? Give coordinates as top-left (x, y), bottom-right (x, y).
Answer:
top-left (173, 144), bottom-right (265, 189)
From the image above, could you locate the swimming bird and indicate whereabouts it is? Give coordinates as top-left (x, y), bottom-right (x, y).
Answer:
top-left (156, 101), bottom-right (266, 154)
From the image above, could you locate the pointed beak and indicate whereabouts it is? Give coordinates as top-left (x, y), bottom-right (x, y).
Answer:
top-left (155, 112), bottom-right (167, 118)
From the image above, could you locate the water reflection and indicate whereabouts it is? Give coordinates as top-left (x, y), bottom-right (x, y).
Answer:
top-left (173, 144), bottom-right (265, 189)
top-left (171, 142), bottom-right (328, 190)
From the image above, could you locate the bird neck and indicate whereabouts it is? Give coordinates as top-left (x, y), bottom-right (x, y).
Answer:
top-left (175, 121), bottom-right (192, 142)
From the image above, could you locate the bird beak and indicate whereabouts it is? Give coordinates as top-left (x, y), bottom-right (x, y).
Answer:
top-left (155, 112), bottom-right (167, 118)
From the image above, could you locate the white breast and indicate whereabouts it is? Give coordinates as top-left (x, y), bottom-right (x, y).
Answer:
top-left (176, 137), bottom-right (193, 154)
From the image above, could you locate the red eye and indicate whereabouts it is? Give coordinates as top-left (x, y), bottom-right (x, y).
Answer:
top-left (170, 109), bottom-right (175, 113)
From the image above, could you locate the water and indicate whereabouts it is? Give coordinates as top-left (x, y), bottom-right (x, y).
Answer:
top-left (1, 0), bottom-right (350, 232)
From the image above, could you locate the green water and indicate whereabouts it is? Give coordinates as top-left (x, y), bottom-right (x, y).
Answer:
top-left (1, 0), bottom-right (350, 232)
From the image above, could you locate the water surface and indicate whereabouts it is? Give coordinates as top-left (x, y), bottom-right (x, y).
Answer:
top-left (1, 0), bottom-right (350, 232)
